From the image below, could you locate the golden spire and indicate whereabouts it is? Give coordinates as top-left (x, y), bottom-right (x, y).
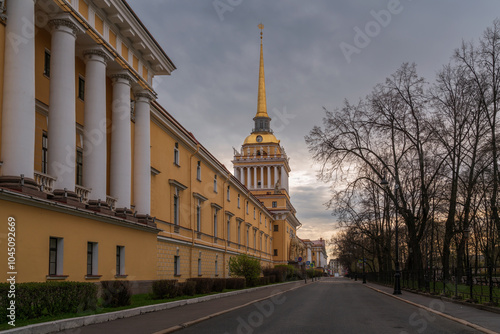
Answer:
top-left (256, 23), bottom-right (270, 119)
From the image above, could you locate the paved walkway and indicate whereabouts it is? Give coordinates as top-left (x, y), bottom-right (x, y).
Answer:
top-left (364, 280), bottom-right (500, 334)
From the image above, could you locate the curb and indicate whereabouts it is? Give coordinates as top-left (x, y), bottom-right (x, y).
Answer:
top-left (152, 280), bottom-right (314, 334)
top-left (1, 281), bottom-right (301, 334)
top-left (365, 284), bottom-right (499, 334)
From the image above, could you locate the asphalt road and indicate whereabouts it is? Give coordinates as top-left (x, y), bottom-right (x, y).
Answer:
top-left (176, 278), bottom-right (482, 334)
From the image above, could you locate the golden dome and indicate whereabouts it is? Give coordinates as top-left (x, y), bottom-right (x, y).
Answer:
top-left (243, 133), bottom-right (279, 145)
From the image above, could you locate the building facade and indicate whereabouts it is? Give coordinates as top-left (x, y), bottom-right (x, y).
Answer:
top-left (0, 0), bottom-right (320, 288)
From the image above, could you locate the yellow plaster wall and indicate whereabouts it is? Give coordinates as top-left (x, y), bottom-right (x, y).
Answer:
top-left (34, 28), bottom-right (51, 106)
top-left (0, 200), bottom-right (157, 283)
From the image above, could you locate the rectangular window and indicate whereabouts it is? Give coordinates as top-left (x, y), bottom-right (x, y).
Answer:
top-left (227, 216), bottom-right (231, 242)
top-left (215, 260), bottom-right (218, 276)
top-left (274, 225), bottom-right (279, 232)
top-left (174, 190), bottom-right (179, 226)
top-left (259, 213), bottom-right (262, 224)
top-left (214, 175), bottom-right (218, 193)
top-left (174, 255), bottom-right (180, 276)
top-left (265, 218), bottom-right (267, 228)
top-left (246, 228), bottom-right (249, 247)
top-left (174, 142), bottom-right (179, 166)
top-left (44, 50), bottom-right (51, 77)
top-left (198, 258), bottom-right (202, 276)
top-left (76, 149), bottom-right (83, 186)
top-left (42, 132), bottom-right (48, 174)
top-left (274, 249), bottom-right (278, 256)
top-left (246, 202), bottom-right (249, 214)
top-left (48, 237), bottom-right (64, 276)
top-left (87, 242), bottom-right (98, 276)
top-left (116, 246), bottom-right (125, 276)
top-left (227, 186), bottom-right (230, 201)
top-left (197, 161), bottom-right (201, 180)
top-left (272, 201), bottom-right (277, 208)
top-left (78, 76), bottom-right (85, 101)
top-left (237, 194), bottom-right (240, 208)
top-left (213, 209), bottom-right (218, 237)
top-left (238, 222), bottom-right (241, 244)
top-left (253, 230), bottom-right (256, 249)
top-left (253, 208), bottom-right (256, 219)
top-left (196, 200), bottom-right (201, 232)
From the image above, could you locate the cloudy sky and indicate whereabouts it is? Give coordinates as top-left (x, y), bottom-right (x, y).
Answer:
top-left (126, 0), bottom-right (500, 254)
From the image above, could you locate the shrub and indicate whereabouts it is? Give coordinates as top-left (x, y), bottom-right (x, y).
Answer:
top-left (0, 282), bottom-right (97, 323)
top-left (225, 278), bottom-right (246, 290)
top-left (187, 278), bottom-right (214, 294)
top-left (182, 280), bottom-right (197, 296)
top-left (212, 278), bottom-right (226, 292)
top-left (259, 276), bottom-right (271, 286)
top-left (152, 280), bottom-right (179, 299)
top-left (229, 254), bottom-right (261, 287)
top-left (263, 266), bottom-right (287, 282)
top-left (275, 264), bottom-right (296, 281)
top-left (268, 275), bottom-right (276, 284)
top-left (101, 281), bottom-right (131, 308)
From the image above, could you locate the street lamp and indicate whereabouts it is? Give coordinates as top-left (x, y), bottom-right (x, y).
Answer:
top-left (381, 173), bottom-right (402, 295)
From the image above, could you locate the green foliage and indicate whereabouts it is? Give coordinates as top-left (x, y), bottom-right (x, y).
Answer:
top-left (212, 278), bottom-right (226, 292)
top-left (259, 276), bottom-right (271, 285)
top-left (186, 278), bottom-right (214, 294)
top-left (0, 282), bottom-right (97, 323)
top-left (101, 281), bottom-right (131, 308)
top-left (151, 280), bottom-right (179, 299)
top-left (182, 280), bottom-right (197, 296)
top-left (225, 278), bottom-right (246, 290)
top-left (229, 254), bottom-right (262, 287)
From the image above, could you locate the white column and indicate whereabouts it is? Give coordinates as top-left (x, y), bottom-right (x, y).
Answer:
top-left (134, 90), bottom-right (155, 215)
top-left (267, 166), bottom-right (271, 188)
top-left (253, 166), bottom-right (257, 189)
top-left (247, 167), bottom-right (251, 189)
top-left (260, 166), bottom-right (264, 188)
top-left (110, 72), bottom-right (134, 209)
top-left (1, 0), bottom-right (36, 178)
top-left (83, 47), bottom-right (110, 202)
top-left (307, 247), bottom-right (312, 262)
top-left (48, 16), bottom-right (82, 191)
top-left (281, 166), bottom-right (287, 190)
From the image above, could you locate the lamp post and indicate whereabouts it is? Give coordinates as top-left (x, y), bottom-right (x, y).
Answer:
top-left (381, 174), bottom-right (402, 295)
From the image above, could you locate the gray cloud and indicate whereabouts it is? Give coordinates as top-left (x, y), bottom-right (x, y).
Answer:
top-left (127, 0), bottom-right (500, 242)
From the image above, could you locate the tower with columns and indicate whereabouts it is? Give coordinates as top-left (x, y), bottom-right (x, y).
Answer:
top-left (232, 25), bottom-right (301, 265)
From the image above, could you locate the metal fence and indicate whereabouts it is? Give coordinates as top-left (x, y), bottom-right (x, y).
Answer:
top-left (362, 267), bottom-right (500, 305)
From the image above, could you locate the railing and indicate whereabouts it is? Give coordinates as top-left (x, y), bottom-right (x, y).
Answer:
top-left (34, 171), bottom-right (56, 194)
top-left (106, 195), bottom-right (117, 210)
top-left (364, 267), bottom-right (500, 305)
top-left (75, 185), bottom-right (91, 203)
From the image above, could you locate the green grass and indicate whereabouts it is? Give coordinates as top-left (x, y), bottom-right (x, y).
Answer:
top-left (0, 289), bottom-right (240, 331)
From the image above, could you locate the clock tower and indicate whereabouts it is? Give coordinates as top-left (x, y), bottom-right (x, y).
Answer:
top-left (232, 24), bottom-right (300, 265)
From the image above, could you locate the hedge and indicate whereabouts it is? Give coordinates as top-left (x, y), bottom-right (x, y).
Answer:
top-left (0, 281), bottom-right (97, 323)
top-left (186, 278), bottom-right (214, 294)
top-left (101, 281), bottom-right (131, 308)
top-left (225, 278), bottom-right (246, 290)
top-left (152, 280), bottom-right (179, 299)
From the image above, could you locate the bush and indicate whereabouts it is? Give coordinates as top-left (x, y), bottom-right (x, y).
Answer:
top-left (182, 280), bottom-right (197, 296)
top-left (187, 278), bottom-right (214, 294)
top-left (259, 276), bottom-right (271, 286)
top-left (263, 266), bottom-right (287, 283)
top-left (0, 282), bottom-right (97, 323)
top-left (151, 280), bottom-right (179, 299)
top-left (101, 281), bottom-right (131, 308)
top-left (268, 275), bottom-right (276, 284)
top-left (225, 278), bottom-right (246, 290)
top-left (229, 254), bottom-right (261, 287)
top-left (212, 278), bottom-right (226, 292)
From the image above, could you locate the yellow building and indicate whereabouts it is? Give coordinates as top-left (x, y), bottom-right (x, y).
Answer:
top-left (232, 25), bottom-right (302, 265)
top-left (0, 0), bottom-right (304, 290)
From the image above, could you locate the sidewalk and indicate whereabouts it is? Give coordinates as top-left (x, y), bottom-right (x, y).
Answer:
top-left (364, 281), bottom-right (500, 334)
top-left (4, 280), bottom-right (312, 334)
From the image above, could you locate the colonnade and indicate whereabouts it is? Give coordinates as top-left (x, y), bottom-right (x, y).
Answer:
top-left (234, 165), bottom-right (289, 192)
top-left (0, 1), bottom-right (154, 214)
